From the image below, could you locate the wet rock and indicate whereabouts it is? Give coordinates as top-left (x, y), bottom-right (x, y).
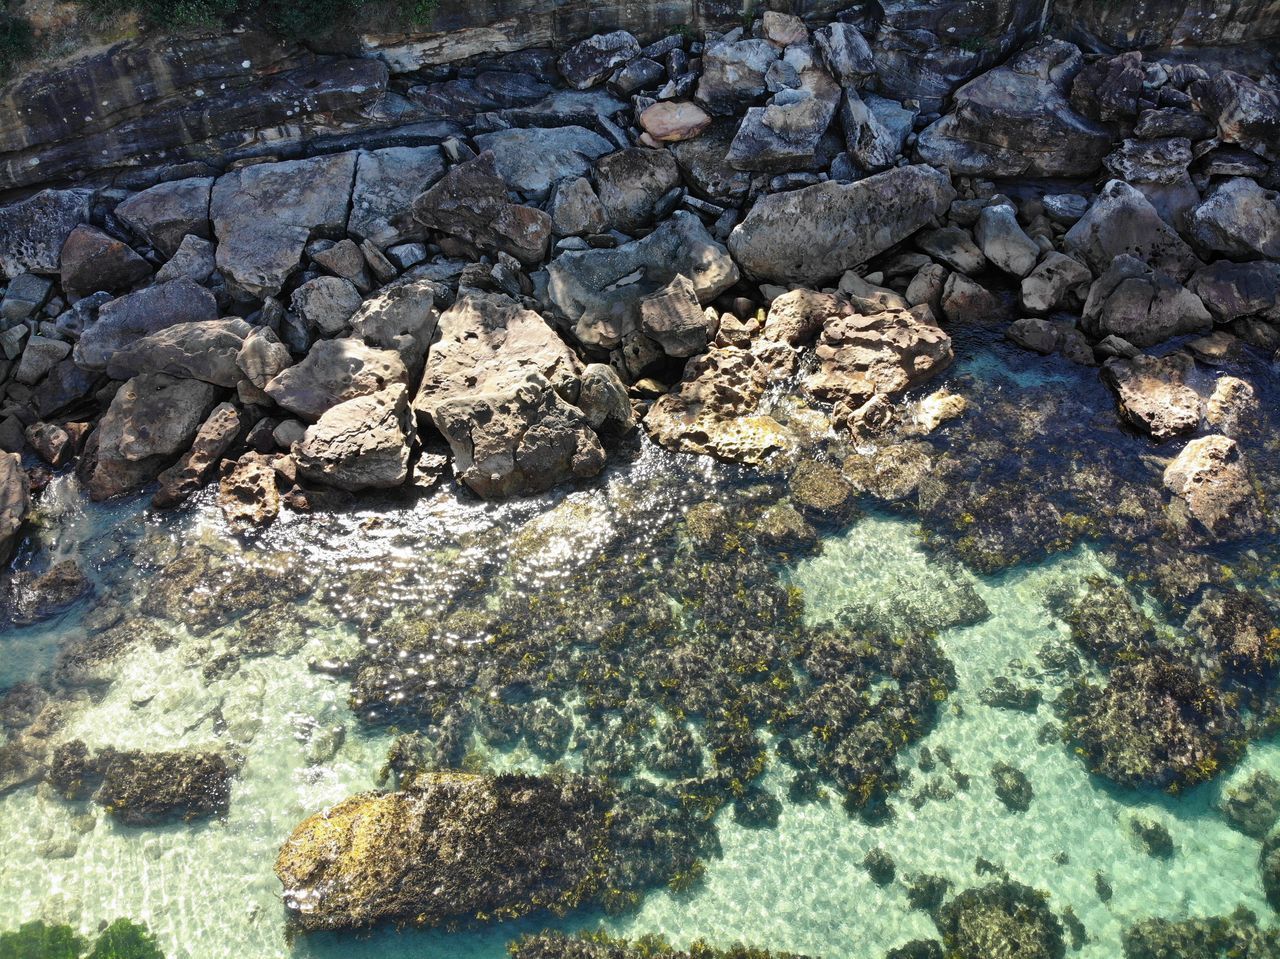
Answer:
top-left (93, 749), bottom-right (231, 826)
top-left (756, 502), bottom-right (818, 553)
top-left (348, 146), bottom-right (446, 249)
top-left (728, 165), bottom-right (956, 285)
top-left (975, 203), bottom-right (1041, 278)
top-left (638, 274), bottom-right (717, 357)
top-left (594, 148), bottom-right (681, 232)
top-left (916, 40), bottom-right (1111, 178)
top-left (991, 761), bottom-right (1034, 812)
top-left (413, 151), bottom-right (552, 267)
top-left (789, 459), bottom-right (855, 520)
top-left (106, 317), bottom-right (254, 387)
top-left (1187, 177), bottom-right (1280, 259)
top-left (88, 373), bottom-right (220, 500)
top-left (941, 273), bottom-right (1008, 324)
top-left (25, 422), bottom-right (72, 467)
top-left (573, 363), bottom-right (634, 434)
top-left (275, 772), bottom-right (610, 931)
top-left (842, 442), bottom-right (933, 502)
top-left (1059, 579), bottom-right (1156, 668)
top-left (510, 932), bottom-right (815, 959)
top-left (265, 338), bottom-right (407, 423)
top-left (696, 39), bottom-right (779, 116)
top-left (863, 848), bottom-right (896, 886)
top-left (639, 101), bottom-right (712, 142)
top-left (1102, 352), bottom-right (1202, 441)
top-left (1122, 910), bottom-right (1280, 959)
top-left (1205, 375), bottom-right (1258, 437)
top-left (1164, 434), bottom-right (1261, 539)
top-left (153, 402), bottom-right (243, 508)
top-left (980, 677), bottom-right (1042, 712)
top-left (1021, 253), bottom-right (1092, 313)
top-left (1129, 817), bottom-right (1175, 858)
top-left (547, 212), bottom-right (737, 349)
top-left (473, 126), bottom-right (612, 199)
top-left (733, 787), bottom-right (782, 828)
top-left (114, 176), bottom-right (213, 258)
top-left (934, 881), bottom-right (1065, 959)
top-left (58, 225), bottom-right (152, 301)
top-left (0, 188), bottom-right (92, 278)
top-left (219, 451), bottom-right (282, 529)
top-left (1081, 255), bottom-right (1212, 348)
top-left (5, 560), bottom-right (92, 625)
top-left (295, 385), bottom-right (412, 492)
top-left (73, 277), bottom-right (219, 371)
top-left (558, 31), bottom-right (641, 90)
top-left (1218, 771), bottom-right (1280, 839)
top-left (292, 277), bottom-right (363, 337)
top-left (212, 152), bottom-right (358, 300)
top-left (1064, 180), bottom-right (1201, 281)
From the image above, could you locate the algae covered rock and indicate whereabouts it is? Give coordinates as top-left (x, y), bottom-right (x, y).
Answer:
top-left (934, 880), bottom-right (1065, 959)
top-left (509, 931), bottom-right (814, 959)
top-left (94, 748), bottom-right (231, 826)
top-left (276, 772), bottom-right (612, 931)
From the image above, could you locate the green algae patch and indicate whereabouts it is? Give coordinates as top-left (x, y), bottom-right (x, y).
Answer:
top-left (509, 930), bottom-right (816, 959)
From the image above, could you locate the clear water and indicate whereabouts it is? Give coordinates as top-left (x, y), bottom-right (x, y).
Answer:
top-left (2, 338), bottom-right (1279, 958)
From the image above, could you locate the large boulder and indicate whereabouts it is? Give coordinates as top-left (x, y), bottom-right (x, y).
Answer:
top-left (547, 212), bottom-right (738, 349)
top-left (1189, 260), bottom-right (1280, 323)
top-left (295, 384), bottom-right (412, 492)
top-left (114, 176), bottom-right (214, 258)
top-left (472, 126), bottom-right (612, 199)
top-left (413, 152), bottom-right (552, 267)
top-left (1197, 70), bottom-right (1280, 160)
top-left (1164, 434), bottom-right (1262, 539)
top-left (557, 31), bottom-right (641, 90)
top-left (348, 276), bottom-right (440, 371)
top-left (58, 225), bottom-right (153, 301)
top-left (0, 188), bottom-right (92, 278)
top-left (593, 148), bottom-right (681, 232)
top-left (275, 772), bottom-right (609, 931)
top-left (1187, 178), bottom-right (1280, 260)
top-left (265, 338), bottom-right (407, 423)
top-left (1102, 352), bottom-right (1202, 442)
top-left (1081, 255), bottom-right (1212, 348)
top-left (695, 39), bottom-right (779, 116)
top-left (73, 278), bottom-right (219, 371)
top-left (0, 452), bottom-right (30, 563)
top-left (975, 203), bottom-right (1041, 278)
top-left (915, 40), bottom-right (1112, 178)
top-left (211, 153), bottom-right (358, 300)
top-left (728, 164), bottom-right (955, 285)
top-left (348, 146), bottom-right (446, 249)
top-left (1064, 180), bottom-right (1202, 281)
top-left (88, 373), bottom-right (220, 499)
top-left (105, 317), bottom-right (254, 386)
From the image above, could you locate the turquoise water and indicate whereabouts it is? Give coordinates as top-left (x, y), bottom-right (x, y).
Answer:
top-left (3, 337), bottom-right (1279, 958)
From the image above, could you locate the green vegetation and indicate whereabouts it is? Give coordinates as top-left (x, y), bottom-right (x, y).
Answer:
top-left (0, 919), bottom-right (164, 959)
top-left (0, 10), bottom-right (34, 79)
top-left (86, 920), bottom-right (165, 959)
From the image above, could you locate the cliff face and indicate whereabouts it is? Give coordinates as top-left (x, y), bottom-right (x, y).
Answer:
top-left (0, 0), bottom-right (1276, 194)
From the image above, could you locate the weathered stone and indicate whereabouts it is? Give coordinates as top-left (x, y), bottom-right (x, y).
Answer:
top-left (548, 177), bottom-right (608, 236)
top-left (813, 22), bottom-right (874, 89)
top-left (473, 126), bottom-right (612, 199)
top-left (1217, 772), bottom-right (1280, 839)
top-left (1205, 374), bottom-right (1258, 436)
top-left (219, 451), bottom-right (282, 529)
top-left (348, 146), bottom-right (447, 248)
top-left (265, 338), bottom-right (407, 423)
top-left (1082, 255), bottom-right (1212, 348)
top-left (1187, 177), bottom-right (1280, 259)
top-left (558, 31), bottom-right (641, 90)
top-left (0, 452), bottom-right (29, 563)
top-left (1135, 108), bottom-right (1215, 140)
top-left (839, 91), bottom-right (905, 173)
top-left (292, 277), bottom-right (364, 337)
top-left (0, 189), bottom-right (92, 278)
top-left (1189, 260), bottom-right (1280, 323)
top-left (638, 101), bottom-right (712, 142)
top-left (638, 274), bottom-right (717, 357)
top-left (153, 402), bottom-right (243, 508)
top-left (115, 177), bottom-right (213, 258)
top-left (1164, 434), bottom-right (1261, 538)
top-left (89, 373), bottom-right (220, 499)
top-left (106, 318), bottom-right (253, 386)
top-left (1021, 252), bottom-right (1092, 313)
top-left (25, 422), bottom-right (71, 467)
top-left (1, 273), bottom-right (52, 322)
top-left (73, 277), bottom-right (219, 372)
top-left (916, 226), bottom-right (986, 275)
top-left (59, 225), bottom-right (152, 301)
top-left (32, 359), bottom-right (97, 418)
top-left (313, 239), bottom-right (372, 292)
top-left (1007, 318), bottom-right (1063, 354)
top-left (763, 289), bottom-right (846, 346)
top-left (154, 234), bottom-right (216, 284)
top-left (729, 80), bottom-right (840, 173)
top-left (916, 40), bottom-right (1112, 178)
top-left (696, 39), bottom-right (779, 116)
top-left (547, 212), bottom-right (738, 349)
top-left (1070, 51), bottom-right (1143, 123)
top-left (295, 384), bottom-right (411, 492)
top-left (1103, 136), bottom-right (1193, 186)
top-left (94, 749), bottom-right (231, 826)
top-left (671, 120), bottom-right (752, 203)
top-left (236, 327), bottom-right (292, 391)
top-left (1102, 352), bottom-right (1202, 442)
top-left (594, 148), bottom-right (681, 232)
top-left (805, 305), bottom-right (953, 407)
top-left (15, 335), bottom-right (71, 386)
top-left (1198, 70), bottom-right (1280, 160)
top-left (729, 164), bottom-right (955, 285)
top-left (975, 203), bottom-right (1041, 278)
top-left (1053, 0), bottom-right (1280, 49)
top-left (348, 276), bottom-right (439, 371)
top-left (212, 153), bottom-right (359, 300)
top-left (576, 363), bottom-right (634, 433)
top-left (412, 151), bottom-right (552, 266)
top-left (1064, 180), bottom-right (1201, 281)
top-left (941, 272), bottom-right (1008, 324)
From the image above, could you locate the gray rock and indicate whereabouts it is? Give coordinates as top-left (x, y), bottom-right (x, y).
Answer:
top-left (0, 189), bottom-right (92, 278)
top-left (0, 452), bottom-right (30, 563)
top-left (348, 146), bottom-right (447, 248)
top-left (154, 235), bottom-right (216, 284)
top-left (295, 384), bottom-right (412, 492)
top-left (265, 338), bottom-right (408, 423)
top-left (671, 120), bottom-right (752, 203)
top-left (728, 164), bottom-right (956, 285)
top-left (1, 273), bottom-right (53, 322)
top-left (1134, 108), bottom-right (1216, 140)
top-left (59, 225), bottom-right (153, 301)
top-left (1189, 260), bottom-right (1280, 323)
top-left (941, 272), bottom-right (1008, 324)
top-left (348, 276), bottom-right (440, 371)
top-left (1102, 352), bottom-right (1202, 441)
top-left (105, 317), bottom-right (253, 387)
top-left (0, 324), bottom-right (28, 361)
top-left (212, 153), bottom-right (358, 300)
top-left (1021, 252), bottom-right (1092, 313)
top-left (975, 203), bottom-right (1041, 278)
top-left (839, 91), bottom-right (907, 173)
top-left (1063, 180), bottom-right (1201, 281)
top-left (916, 226), bottom-right (986, 275)
top-left (1008, 317), bottom-right (1065, 354)
top-left (32, 358), bottom-right (97, 417)
top-left (1104, 137), bottom-right (1194, 185)
top-left (1187, 177), bottom-right (1280, 259)
top-left (728, 84), bottom-right (840, 173)
top-left (576, 363), bottom-right (634, 432)
top-left (1043, 193), bottom-right (1090, 225)
top-left (609, 57), bottom-right (664, 96)
top-left (15, 335), bottom-right (72, 386)
top-left (313, 239), bottom-right (373, 293)
top-left (73, 278), bottom-right (219, 371)
top-left (813, 22), bottom-right (874, 89)
top-left (1198, 70), bottom-right (1280, 160)
top-left (473, 126), bottom-right (612, 199)
top-left (696, 39), bottom-right (780, 116)
top-left (385, 243), bottom-right (428, 271)
top-left (594, 148), bottom-right (681, 231)
top-left (115, 177), bottom-right (213, 258)
top-left (547, 211), bottom-right (738, 349)
top-left (88, 373), bottom-right (220, 499)
top-left (1082, 255), bottom-right (1212, 348)
top-left (548, 177), bottom-right (608, 236)
top-left (638, 274), bottom-right (717, 357)
top-left (292, 277), bottom-right (364, 337)
top-left (557, 31), bottom-right (641, 90)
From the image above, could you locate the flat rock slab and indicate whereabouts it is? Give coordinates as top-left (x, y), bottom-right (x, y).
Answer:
top-left (472, 126), bottom-right (613, 198)
top-left (73, 278), bottom-right (219, 372)
top-left (0, 188), bottom-right (92, 279)
top-left (348, 146), bottom-right (447, 248)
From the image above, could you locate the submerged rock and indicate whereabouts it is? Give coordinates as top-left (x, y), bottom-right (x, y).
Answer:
top-left (934, 881), bottom-right (1065, 959)
top-left (94, 748), bottom-right (231, 826)
top-left (1217, 771), bottom-right (1280, 839)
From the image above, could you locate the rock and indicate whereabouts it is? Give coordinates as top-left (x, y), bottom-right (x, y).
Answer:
top-left (1081, 255), bottom-right (1212, 348)
top-left (756, 502), bottom-right (818, 552)
top-left (1130, 818), bottom-right (1175, 858)
top-left (58, 225), bottom-right (152, 301)
top-left (154, 235), bottom-right (217, 284)
top-left (1063, 180), bottom-right (1201, 281)
top-left (1187, 177), bottom-right (1280, 259)
top-left (696, 39), bottom-right (779, 116)
top-left (114, 177), bottom-right (214, 258)
top-left (1164, 434), bottom-right (1261, 538)
top-left (1189, 260), bottom-right (1280, 323)
top-left (576, 363), bottom-right (634, 433)
top-left (763, 289), bottom-right (846, 346)
top-left (638, 274), bottom-right (717, 357)
top-left (1199, 70), bottom-right (1280, 160)
top-left (558, 31), bottom-right (641, 90)
top-left (728, 164), bottom-right (955, 285)
top-left (25, 422), bottom-right (72, 467)
top-left (806, 305), bottom-right (954, 408)
top-left (992, 761), bottom-right (1034, 812)
top-left (1, 272), bottom-right (52, 322)
top-left (473, 126), bottom-right (612, 199)
top-left (813, 22), bottom-right (874, 89)
top-left (88, 373), bottom-right (220, 500)
top-left (1205, 376), bottom-right (1258, 440)
top-left (839, 91), bottom-right (907, 173)
top-left (0, 189), bottom-right (92, 278)
top-left (313, 239), bottom-right (372, 292)
top-left (348, 146), bottom-right (446, 248)
top-left (547, 211), bottom-right (738, 349)
top-left (671, 120), bottom-right (752, 203)
top-left (153, 402), bottom-right (243, 508)
top-left (916, 40), bottom-right (1112, 178)
top-left (790, 459), bottom-right (855, 519)
top-left (212, 153), bottom-right (358, 300)
top-left (265, 338), bottom-right (407, 423)
top-left (638, 101), bottom-right (712, 142)
top-left (1043, 193), bottom-right (1090, 225)
top-left (235, 327), bottom-right (292, 391)
top-left (348, 276), bottom-right (440, 371)
top-left (1102, 352), bottom-right (1202, 442)
top-left (15, 335), bottom-right (71, 386)
top-left (975, 203), bottom-right (1040, 278)
top-left (1070, 51), bottom-right (1143, 123)
top-left (276, 772), bottom-right (609, 931)
top-left (728, 70), bottom-right (841, 173)
top-left (295, 384), bottom-right (412, 492)
top-left (916, 227), bottom-right (986, 275)
top-left (548, 177), bottom-right (608, 236)
top-left (6, 559), bottom-right (92, 625)
top-left (292, 277), bottom-right (364, 337)
top-left (1021, 253), bottom-right (1092, 313)
top-left (941, 272), bottom-right (1007, 324)
top-left (0, 453), bottom-right (30, 563)
top-left (105, 317), bottom-right (253, 386)
top-left (219, 452), bottom-right (282, 529)
top-left (1008, 318), bottom-right (1064, 355)
top-left (594, 148), bottom-right (681, 232)
top-left (413, 152), bottom-right (553, 267)
top-left (31, 358), bottom-right (97, 418)
top-left (1218, 771), bottom-right (1280, 839)
top-left (1103, 137), bottom-right (1193, 187)
top-left (94, 749), bottom-right (231, 826)
top-left (72, 277), bottom-right (219, 371)
top-left (935, 882), bottom-right (1064, 959)
top-left (1187, 588), bottom-right (1280, 681)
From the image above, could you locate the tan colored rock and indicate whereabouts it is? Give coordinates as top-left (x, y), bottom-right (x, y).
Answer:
top-left (1164, 434), bottom-right (1261, 539)
top-left (639, 102), bottom-right (713, 142)
top-left (219, 452), bottom-right (282, 530)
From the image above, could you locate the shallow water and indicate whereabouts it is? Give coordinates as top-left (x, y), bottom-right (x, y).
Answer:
top-left (3, 338), bottom-right (1280, 958)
